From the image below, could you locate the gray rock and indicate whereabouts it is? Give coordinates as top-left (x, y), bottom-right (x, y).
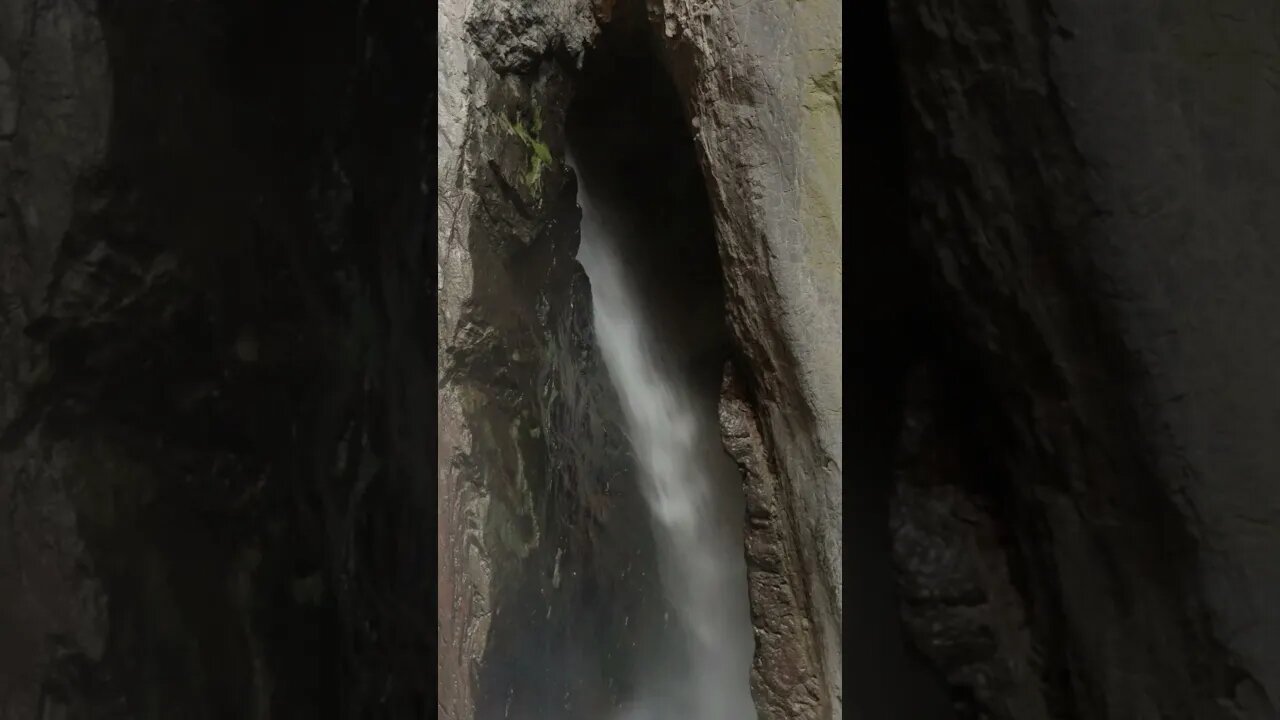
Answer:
top-left (465, 0), bottom-right (597, 74)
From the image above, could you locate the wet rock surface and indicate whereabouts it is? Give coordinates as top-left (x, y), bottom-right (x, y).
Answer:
top-left (440, 10), bottom-right (681, 717)
top-left (452, 65), bottom-right (671, 720)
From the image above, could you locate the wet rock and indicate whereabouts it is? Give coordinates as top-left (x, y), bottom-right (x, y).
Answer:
top-left (442, 4), bottom-right (668, 716)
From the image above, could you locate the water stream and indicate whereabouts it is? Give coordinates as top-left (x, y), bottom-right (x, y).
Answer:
top-left (570, 156), bottom-right (758, 720)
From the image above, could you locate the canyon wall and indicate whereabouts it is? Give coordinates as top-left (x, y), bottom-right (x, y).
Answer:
top-left (437, 0), bottom-right (843, 718)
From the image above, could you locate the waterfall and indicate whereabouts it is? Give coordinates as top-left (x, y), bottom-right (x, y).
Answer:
top-left (570, 155), bottom-right (757, 720)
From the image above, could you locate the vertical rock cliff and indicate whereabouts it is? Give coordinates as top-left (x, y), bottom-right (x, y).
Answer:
top-left (438, 0), bottom-right (843, 719)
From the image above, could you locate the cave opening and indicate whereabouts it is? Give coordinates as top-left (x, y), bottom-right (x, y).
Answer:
top-left (565, 13), bottom-right (729, 394)
top-left (561, 15), bottom-right (757, 720)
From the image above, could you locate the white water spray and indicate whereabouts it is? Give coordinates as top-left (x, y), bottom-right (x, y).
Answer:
top-left (571, 156), bottom-right (757, 720)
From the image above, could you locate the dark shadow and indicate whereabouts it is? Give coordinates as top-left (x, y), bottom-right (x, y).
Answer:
top-left (565, 21), bottom-right (729, 394)
top-left (848, 1), bottom-right (957, 718)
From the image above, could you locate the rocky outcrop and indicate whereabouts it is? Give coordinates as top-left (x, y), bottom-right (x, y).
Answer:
top-left (719, 366), bottom-right (827, 720)
top-left (647, 0), bottom-right (845, 713)
top-left (440, 6), bottom-right (677, 719)
top-left (889, 365), bottom-right (1058, 719)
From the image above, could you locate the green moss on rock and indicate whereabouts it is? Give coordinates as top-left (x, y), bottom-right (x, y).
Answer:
top-left (502, 108), bottom-right (553, 195)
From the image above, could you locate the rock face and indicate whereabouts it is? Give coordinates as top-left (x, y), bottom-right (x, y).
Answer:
top-left (1, 0), bottom-right (435, 716)
top-left (439, 7), bottom-right (674, 719)
top-left (438, 0), bottom-right (843, 718)
top-left (865, 0), bottom-right (1280, 718)
top-left (652, 1), bottom-right (845, 715)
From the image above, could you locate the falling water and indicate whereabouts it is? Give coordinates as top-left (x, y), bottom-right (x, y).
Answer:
top-left (570, 155), bottom-right (757, 720)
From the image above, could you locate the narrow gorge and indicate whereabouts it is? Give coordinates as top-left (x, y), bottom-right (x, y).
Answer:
top-left (439, 0), bottom-right (842, 718)
top-left (569, 34), bottom-right (755, 717)
top-left (438, 0), bottom-right (841, 715)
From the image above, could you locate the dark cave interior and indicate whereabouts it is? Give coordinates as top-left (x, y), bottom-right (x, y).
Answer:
top-left (471, 12), bottom-right (743, 720)
top-left (565, 15), bottom-right (730, 393)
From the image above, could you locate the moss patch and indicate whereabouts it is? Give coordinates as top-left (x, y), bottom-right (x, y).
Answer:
top-left (502, 107), bottom-right (553, 195)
